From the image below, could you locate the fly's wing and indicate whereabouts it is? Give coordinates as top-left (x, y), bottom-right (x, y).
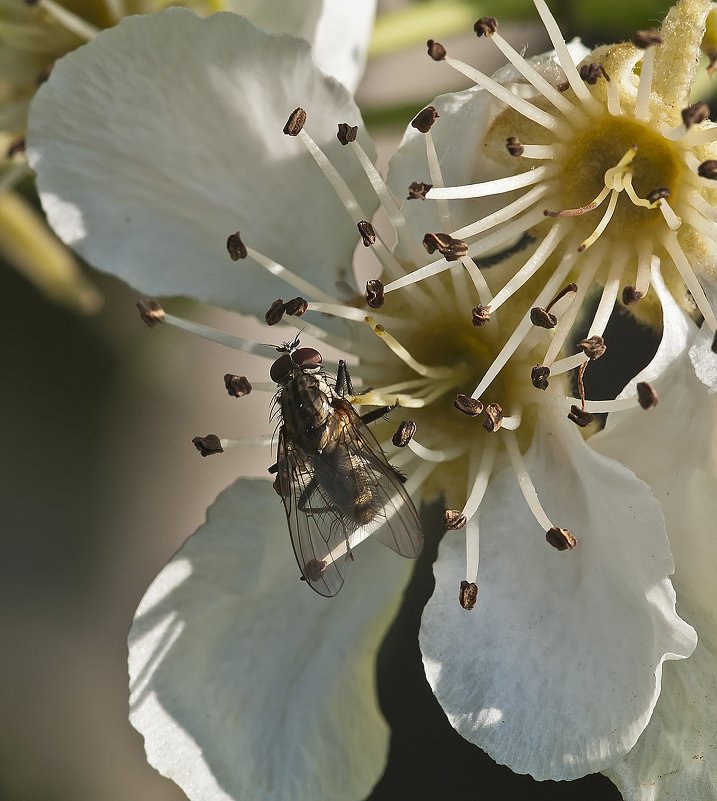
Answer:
top-left (275, 427), bottom-right (352, 597)
top-left (319, 400), bottom-right (423, 560)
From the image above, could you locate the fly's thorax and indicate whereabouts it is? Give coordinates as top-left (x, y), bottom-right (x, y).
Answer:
top-left (279, 369), bottom-right (334, 452)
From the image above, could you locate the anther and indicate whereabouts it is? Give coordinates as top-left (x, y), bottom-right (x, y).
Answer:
top-left (579, 335), bottom-right (607, 360)
top-left (265, 299), bottom-right (286, 326)
top-left (568, 405), bottom-right (594, 427)
top-left (6, 137), bottom-right (26, 159)
top-left (473, 16), bottom-right (498, 37)
top-left (622, 286), bottom-right (643, 305)
top-left (304, 558), bottom-right (327, 581)
top-left (366, 279), bottom-right (385, 309)
top-left (546, 282), bottom-right (578, 311)
top-left (226, 231), bottom-right (248, 261)
top-left (224, 374), bottom-right (252, 398)
top-left (283, 107), bottom-right (307, 136)
top-left (192, 434), bottom-right (224, 457)
top-left (426, 39), bottom-right (447, 61)
top-left (636, 381), bottom-right (658, 409)
top-left (698, 160), bottom-right (717, 180)
top-left (471, 305), bottom-right (491, 327)
top-left (445, 510), bottom-right (467, 530)
top-left (482, 402), bottom-right (504, 432)
top-left (459, 580), bottom-right (478, 610)
top-left (284, 297), bottom-right (308, 317)
top-left (546, 527), bottom-right (577, 551)
top-left (531, 365), bottom-right (550, 390)
top-left (530, 306), bottom-right (558, 329)
top-left (646, 187), bottom-right (671, 204)
top-left (411, 106), bottom-right (439, 134)
top-left (357, 220), bottom-right (377, 246)
top-left (454, 394), bottom-right (484, 417)
top-left (336, 122), bottom-right (358, 145)
top-left (630, 28), bottom-right (662, 48)
top-left (579, 63), bottom-right (608, 85)
top-left (407, 181), bottom-right (433, 200)
top-left (136, 298), bottom-right (165, 328)
top-left (422, 232), bottom-right (468, 261)
top-left (682, 102), bottom-right (710, 129)
top-left (392, 420), bottom-right (417, 448)
top-left (506, 136), bottom-right (524, 156)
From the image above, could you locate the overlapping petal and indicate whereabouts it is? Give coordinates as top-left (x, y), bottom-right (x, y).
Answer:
top-left (27, 9), bottom-right (376, 319)
top-left (592, 268), bottom-right (717, 800)
top-left (420, 405), bottom-right (696, 781)
top-left (129, 478), bottom-right (412, 801)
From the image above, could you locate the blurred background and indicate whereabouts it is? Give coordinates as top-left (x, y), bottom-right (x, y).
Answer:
top-left (0, 1), bottom-right (696, 799)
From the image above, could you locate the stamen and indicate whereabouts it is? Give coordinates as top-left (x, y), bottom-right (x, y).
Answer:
top-left (532, 0), bottom-right (597, 108)
top-left (460, 437), bottom-right (498, 523)
top-left (662, 232), bottom-right (717, 330)
top-left (392, 420), bottom-right (417, 448)
top-left (622, 174), bottom-right (655, 209)
top-left (587, 252), bottom-right (628, 337)
top-left (519, 145), bottom-right (563, 160)
top-left (306, 300), bottom-right (409, 328)
top-left (454, 394), bottom-right (484, 416)
top-left (423, 124), bottom-right (453, 232)
top-left (459, 581), bottom-right (479, 610)
top-left (366, 279), bottom-right (385, 309)
top-left (503, 429), bottom-right (560, 533)
top-left (243, 245), bottom-right (338, 304)
top-left (192, 434), bottom-right (223, 457)
top-left (657, 199), bottom-right (681, 230)
top-left (365, 318), bottom-right (457, 378)
top-left (544, 184), bottom-right (611, 217)
top-left (635, 249), bottom-right (656, 298)
top-left (452, 183), bottom-right (551, 239)
top-left (427, 165), bottom-right (552, 200)
top-left (482, 402), bottom-right (504, 432)
top-left (488, 222), bottom-right (567, 312)
top-left (688, 190), bottom-right (717, 223)
top-left (407, 439), bottom-right (466, 462)
top-left (634, 42), bottom-right (659, 122)
top-left (486, 29), bottom-right (583, 119)
top-left (578, 189), bottom-right (620, 251)
top-left (35, 0), bottom-right (99, 40)
top-left (606, 76), bottom-right (622, 116)
top-left (224, 374), bottom-right (252, 397)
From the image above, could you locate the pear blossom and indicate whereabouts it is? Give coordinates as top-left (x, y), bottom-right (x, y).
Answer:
top-left (25, 1), bottom-right (707, 798)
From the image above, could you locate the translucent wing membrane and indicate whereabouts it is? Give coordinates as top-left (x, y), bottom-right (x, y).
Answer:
top-left (276, 400), bottom-right (422, 597)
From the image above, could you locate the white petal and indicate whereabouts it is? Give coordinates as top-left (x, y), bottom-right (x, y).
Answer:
top-left (689, 326), bottom-right (717, 393)
top-left (420, 407), bottom-right (696, 781)
top-left (129, 478), bottom-right (411, 801)
top-left (28, 10), bottom-right (376, 318)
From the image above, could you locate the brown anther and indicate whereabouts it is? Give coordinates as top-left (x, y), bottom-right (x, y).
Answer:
top-left (392, 420), bottom-right (417, 447)
top-left (712, 331), bottom-right (717, 355)
top-left (531, 365), bottom-right (551, 390)
top-left (136, 298), bottom-right (165, 328)
top-left (422, 232), bottom-right (468, 261)
top-left (6, 137), bottom-right (26, 159)
top-left (636, 381), bottom-right (658, 410)
top-left (192, 434), bottom-right (224, 457)
top-left (579, 335), bottom-right (607, 360)
top-left (698, 160), bottom-right (717, 180)
top-left (530, 307), bottom-right (558, 329)
top-left (568, 405), bottom-right (594, 428)
top-left (427, 39), bottom-right (446, 61)
top-left (303, 558), bottom-right (327, 581)
top-left (506, 136), bottom-right (524, 157)
top-left (366, 279), bottom-right (385, 309)
top-left (546, 282), bottom-right (578, 311)
top-left (473, 16), bottom-right (498, 37)
top-left (224, 374), bottom-right (252, 398)
top-left (646, 186), bottom-right (671, 204)
top-left (622, 286), bottom-right (643, 305)
top-left (284, 296), bottom-right (308, 317)
top-left (471, 305), bottom-right (491, 327)
top-left (444, 509), bottom-right (467, 530)
top-left (411, 106), bottom-right (439, 134)
top-left (357, 220), bottom-right (376, 247)
top-left (482, 402), bottom-right (503, 432)
top-left (283, 107), bottom-right (307, 136)
top-left (453, 394), bottom-right (483, 417)
top-left (546, 527), bottom-right (577, 551)
top-left (336, 122), bottom-right (358, 145)
top-left (459, 581), bottom-right (478, 610)
top-left (226, 231), bottom-right (248, 261)
top-left (579, 63), bottom-right (609, 84)
top-left (407, 181), bottom-right (433, 200)
top-left (682, 102), bottom-right (710, 129)
top-left (630, 28), bottom-right (662, 48)
top-left (265, 299), bottom-right (286, 326)
top-left (557, 80), bottom-right (570, 92)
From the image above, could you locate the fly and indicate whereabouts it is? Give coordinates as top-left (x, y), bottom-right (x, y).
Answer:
top-left (268, 337), bottom-right (423, 596)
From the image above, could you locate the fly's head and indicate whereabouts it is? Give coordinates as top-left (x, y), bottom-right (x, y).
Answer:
top-left (269, 340), bottom-right (323, 386)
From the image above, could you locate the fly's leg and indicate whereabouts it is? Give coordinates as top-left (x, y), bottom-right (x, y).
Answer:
top-left (335, 359), bottom-right (354, 397)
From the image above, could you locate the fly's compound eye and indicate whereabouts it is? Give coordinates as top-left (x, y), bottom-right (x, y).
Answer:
top-left (270, 353), bottom-right (294, 383)
top-left (292, 347), bottom-right (322, 369)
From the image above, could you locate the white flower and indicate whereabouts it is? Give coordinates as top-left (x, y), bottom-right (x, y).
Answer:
top-left (26, 1), bottom-right (704, 795)
top-left (591, 265), bottom-right (717, 800)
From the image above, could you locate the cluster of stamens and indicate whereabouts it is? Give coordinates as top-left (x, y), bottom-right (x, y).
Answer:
top-left (137, 0), bottom-right (717, 610)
